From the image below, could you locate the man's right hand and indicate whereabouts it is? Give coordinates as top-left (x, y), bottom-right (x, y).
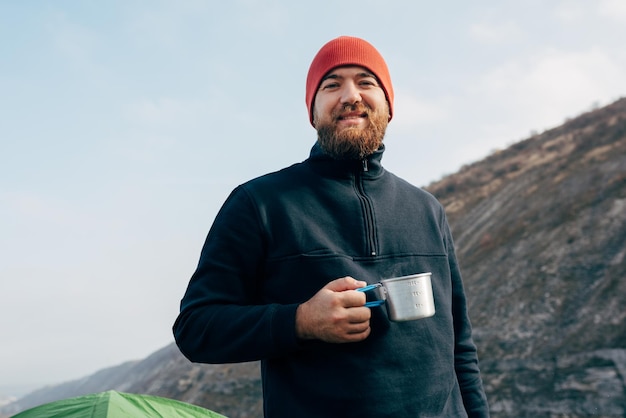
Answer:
top-left (295, 276), bottom-right (372, 343)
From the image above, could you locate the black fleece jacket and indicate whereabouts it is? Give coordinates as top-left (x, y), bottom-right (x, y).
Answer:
top-left (173, 143), bottom-right (489, 417)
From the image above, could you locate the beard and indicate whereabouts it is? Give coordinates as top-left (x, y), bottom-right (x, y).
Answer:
top-left (315, 102), bottom-right (389, 160)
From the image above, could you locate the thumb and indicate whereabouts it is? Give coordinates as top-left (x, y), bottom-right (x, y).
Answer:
top-left (325, 276), bottom-right (367, 292)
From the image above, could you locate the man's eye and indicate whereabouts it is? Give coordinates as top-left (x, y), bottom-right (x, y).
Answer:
top-left (321, 82), bottom-right (339, 90)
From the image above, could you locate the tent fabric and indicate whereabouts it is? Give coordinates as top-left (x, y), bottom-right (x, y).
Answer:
top-left (11, 390), bottom-right (227, 418)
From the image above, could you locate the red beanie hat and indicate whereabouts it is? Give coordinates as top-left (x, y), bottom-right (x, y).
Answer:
top-left (306, 36), bottom-right (394, 126)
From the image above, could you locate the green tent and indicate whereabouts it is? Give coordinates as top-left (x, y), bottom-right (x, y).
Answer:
top-left (11, 390), bottom-right (227, 418)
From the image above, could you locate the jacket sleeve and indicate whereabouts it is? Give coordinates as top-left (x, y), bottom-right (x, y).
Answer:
top-left (443, 213), bottom-right (491, 417)
top-left (173, 185), bottom-right (301, 364)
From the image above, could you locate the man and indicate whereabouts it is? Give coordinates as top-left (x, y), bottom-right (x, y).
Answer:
top-left (173, 36), bottom-right (490, 417)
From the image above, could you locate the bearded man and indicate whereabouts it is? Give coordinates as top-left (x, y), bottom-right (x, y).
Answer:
top-left (174, 36), bottom-right (490, 418)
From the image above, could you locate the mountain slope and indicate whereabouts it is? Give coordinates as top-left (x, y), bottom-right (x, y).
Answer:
top-left (431, 97), bottom-right (626, 359)
top-left (3, 97), bottom-right (625, 418)
top-left (427, 97), bottom-right (626, 416)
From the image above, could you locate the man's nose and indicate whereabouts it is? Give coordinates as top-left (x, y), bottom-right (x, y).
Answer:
top-left (340, 82), bottom-right (362, 105)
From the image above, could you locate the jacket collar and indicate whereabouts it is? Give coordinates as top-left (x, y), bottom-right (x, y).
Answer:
top-left (306, 142), bottom-right (386, 178)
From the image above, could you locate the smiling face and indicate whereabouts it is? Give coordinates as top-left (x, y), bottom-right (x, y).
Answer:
top-left (312, 66), bottom-right (390, 160)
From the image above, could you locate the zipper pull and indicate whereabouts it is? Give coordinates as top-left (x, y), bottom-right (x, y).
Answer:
top-left (362, 159), bottom-right (369, 172)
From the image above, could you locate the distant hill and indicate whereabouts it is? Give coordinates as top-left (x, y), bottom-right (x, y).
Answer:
top-left (0, 345), bottom-right (262, 418)
top-left (3, 98), bottom-right (625, 418)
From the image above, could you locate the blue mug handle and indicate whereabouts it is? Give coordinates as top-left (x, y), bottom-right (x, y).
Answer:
top-left (356, 284), bottom-right (385, 307)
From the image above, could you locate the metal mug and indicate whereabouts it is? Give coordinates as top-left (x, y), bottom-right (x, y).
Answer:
top-left (357, 272), bottom-right (435, 321)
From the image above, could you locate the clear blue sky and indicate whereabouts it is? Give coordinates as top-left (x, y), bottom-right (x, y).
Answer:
top-left (1, 0), bottom-right (625, 396)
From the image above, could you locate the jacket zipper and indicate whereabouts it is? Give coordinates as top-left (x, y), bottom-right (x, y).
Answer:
top-left (356, 159), bottom-right (378, 256)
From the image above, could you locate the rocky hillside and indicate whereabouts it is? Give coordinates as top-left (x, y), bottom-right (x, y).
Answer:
top-left (3, 98), bottom-right (625, 418)
top-left (427, 97), bottom-right (626, 417)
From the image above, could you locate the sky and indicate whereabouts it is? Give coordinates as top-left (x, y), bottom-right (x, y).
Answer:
top-left (1, 0), bottom-right (626, 397)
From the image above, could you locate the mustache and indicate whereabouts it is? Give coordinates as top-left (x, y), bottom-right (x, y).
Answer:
top-left (332, 103), bottom-right (371, 119)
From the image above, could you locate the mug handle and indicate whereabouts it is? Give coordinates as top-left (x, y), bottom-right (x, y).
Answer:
top-left (356, 284), bottom-right (385, 307)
